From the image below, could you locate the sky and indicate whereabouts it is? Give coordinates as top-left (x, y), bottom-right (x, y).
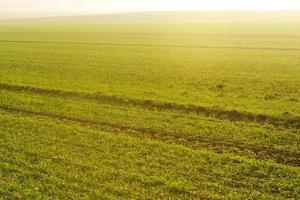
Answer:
top-left (0, 0), bottom-right (300, 18)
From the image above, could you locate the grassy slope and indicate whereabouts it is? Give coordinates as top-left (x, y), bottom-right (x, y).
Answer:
top-left (0, 23), bottom-right (300, 116)
top-left (0, 112), bottom-right (299, 199)
top-left (0, 12), bottom-right (299, 198)
top-left (0, 89), bottom-right (299, 166)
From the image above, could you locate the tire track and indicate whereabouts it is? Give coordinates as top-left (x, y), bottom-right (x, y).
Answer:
top-left (0, 82), bottom-right (299, 129)
top-left (0, 105), bottom-right (299, 166)
top-left (0, 40), bottom-right (300, 51)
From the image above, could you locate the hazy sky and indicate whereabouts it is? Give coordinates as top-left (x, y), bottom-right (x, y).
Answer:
top-left (1, 0), bottom-right (300, 16)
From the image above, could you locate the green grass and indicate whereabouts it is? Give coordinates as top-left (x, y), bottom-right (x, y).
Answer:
top-left (0, 112), bottom-right (299, 199)
top-left (0, 12), bottom-right (299, 199)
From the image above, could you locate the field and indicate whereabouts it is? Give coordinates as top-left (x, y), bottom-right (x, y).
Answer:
top-left (0, 12), bottom-right (299, 199)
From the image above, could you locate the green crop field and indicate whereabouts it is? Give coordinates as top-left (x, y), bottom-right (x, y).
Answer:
top-left (0, 12), bottom-right (299, 199)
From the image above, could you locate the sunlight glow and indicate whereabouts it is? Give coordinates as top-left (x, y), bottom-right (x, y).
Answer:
top-left (1, 0), bottom-right (300, 17)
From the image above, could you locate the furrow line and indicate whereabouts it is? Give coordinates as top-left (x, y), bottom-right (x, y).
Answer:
top-left (0, 105), bottom-right (299, 167)
top-left (0, 82), bottom-right (299, 129)
top-left (0, 40), bottom-right (299, 51)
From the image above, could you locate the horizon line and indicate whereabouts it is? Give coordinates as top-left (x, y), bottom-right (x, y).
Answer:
top-left (1, 9), bottom-right (300, 20)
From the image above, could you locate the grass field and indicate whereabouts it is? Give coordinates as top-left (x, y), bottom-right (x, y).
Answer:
top-left (0, 12), bottom-right (299, 199)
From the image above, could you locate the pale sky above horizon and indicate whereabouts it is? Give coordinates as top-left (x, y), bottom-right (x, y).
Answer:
top-left (1, 0), bottom-right (300, 16)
